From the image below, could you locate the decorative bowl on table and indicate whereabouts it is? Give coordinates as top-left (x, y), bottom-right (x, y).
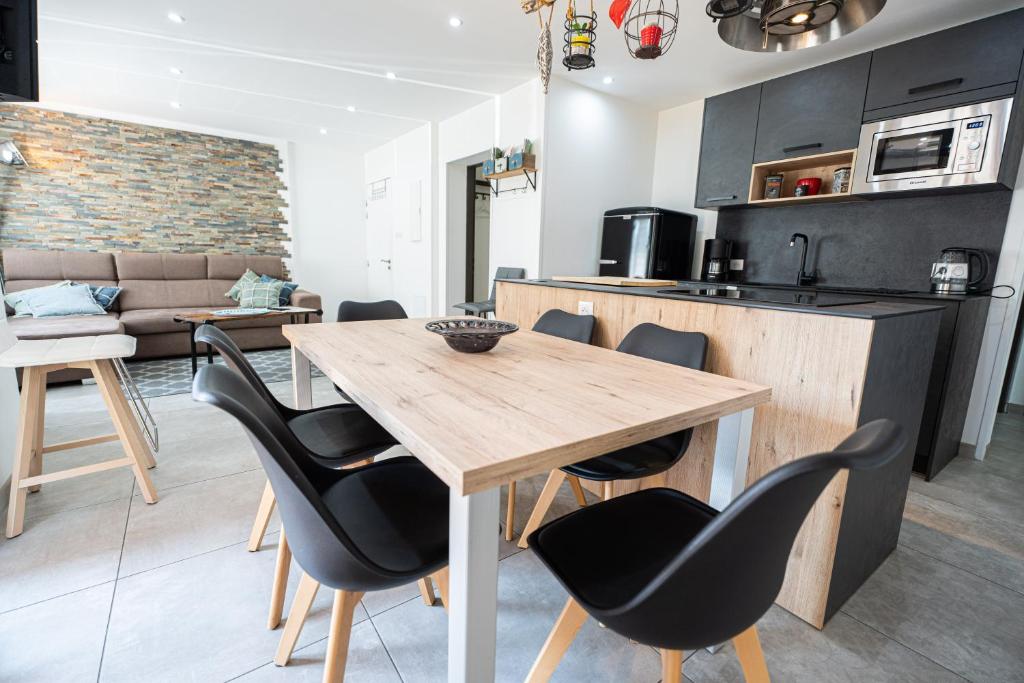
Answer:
top-left (425, 319), bottom-right (519, 353)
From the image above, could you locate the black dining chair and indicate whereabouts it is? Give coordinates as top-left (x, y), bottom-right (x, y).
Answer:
top-left (516, 323), bottom-right (707, 547)
top-left (524, 419), bottom-right (906, 683)
top-left (504, 309), bottom-right (597, 541)
top-left (193, 325), bottom-right (407, 630)
top-left (334, 300), bottom-right (408, 401)
top-left (193, 364), bottom-right (449, 682)
top-left (454, 266), bottom-right (526, 318)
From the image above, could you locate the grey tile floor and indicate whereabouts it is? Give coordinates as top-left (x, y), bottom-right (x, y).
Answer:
top-left (1, 377), bottom-right (1022, 682)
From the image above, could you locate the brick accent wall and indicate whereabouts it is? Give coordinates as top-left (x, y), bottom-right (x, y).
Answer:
top-left (0, 107), bottom-right (289, 260)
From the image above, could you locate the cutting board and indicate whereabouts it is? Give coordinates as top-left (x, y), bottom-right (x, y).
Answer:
top-left (552, 276), bottom-right (678, 287)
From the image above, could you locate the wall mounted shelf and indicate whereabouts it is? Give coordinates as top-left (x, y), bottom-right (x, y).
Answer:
top-left (748, 149), bottom-right (858, 206)
top-left (484, 166), bottom-right (538, 196)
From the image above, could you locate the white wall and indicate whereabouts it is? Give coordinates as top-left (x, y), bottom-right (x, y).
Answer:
top-left (540, 78), bottom-right (659, 278)
top-left (651, 99), bottom-right (720, 278)
top-left (287, 141), bottom-right (368, 321)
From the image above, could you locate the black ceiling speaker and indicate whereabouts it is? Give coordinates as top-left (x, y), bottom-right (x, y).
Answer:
top-left (706, 0), bottom-right (755, 22)
top-left (0, 0), bottom-right (37, 102)
top-left (760, 0), bottom-right (844, 35)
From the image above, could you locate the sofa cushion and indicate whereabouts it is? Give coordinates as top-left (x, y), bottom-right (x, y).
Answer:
top-left (119, 308), bottom-right (285, 335)
top-left (226, 269), bottom-right (260, 301)
top-left (117, 280), bottom-right (238, 311)
top-left (114, 253), bottom-right (208, 281)
top-left (2, 248), bottom-right (117, 282)
top-left (4, 281), bottom-right (71, 316)
top-left (207, 254), bottom-right (284, 281)
top-left (238, 279), bottom-right (284, 308)
top-left (7, 313), bottom-right (124, 340)
top-left (27, 283), bottom-right (107, 318)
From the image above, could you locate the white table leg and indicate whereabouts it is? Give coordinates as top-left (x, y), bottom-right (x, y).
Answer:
top-left (291, 347), bottom-right (313, 411)
top-left (448, 487), bottom-right (500, 683)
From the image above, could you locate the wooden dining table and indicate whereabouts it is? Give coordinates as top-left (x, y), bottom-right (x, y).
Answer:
top-left (284, 318), bottom-right (771, 683)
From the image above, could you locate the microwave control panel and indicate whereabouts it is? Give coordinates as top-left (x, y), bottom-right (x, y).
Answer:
top-left (954, 116), bottom-right (991, 173)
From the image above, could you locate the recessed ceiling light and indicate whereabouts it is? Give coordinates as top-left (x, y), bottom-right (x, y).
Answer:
top-left (346, 105), bottom-right (356, 112)
top-left (169, 101), bottom-right (181, 109)
top-left (449, 16), bottom-right (463, 28)
top-left (385, 71), bottom-right (397, 80)
top-left (603, 76), bottom-right (614, 85)
top-left (169, 67), bottom-right (183, 76)
top-left (167, 12), bottom-right (185, 24)
top-left (319, 128), bottom-right (328, 135)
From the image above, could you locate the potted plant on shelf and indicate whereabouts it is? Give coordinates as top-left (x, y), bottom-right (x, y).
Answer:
top-left (493, 147), bottom-right (508, 174)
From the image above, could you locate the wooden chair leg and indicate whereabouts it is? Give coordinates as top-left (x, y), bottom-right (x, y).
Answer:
top-left (417, 576), bottom-right (436, 606)
top-left (249, 480), bottom-right (276, 552)
top-left (274, 571), bottom-right (320, 665)
top-left (525, 597), bottom-right (588, 683)
top-left (517, 469), bottom-right (567, 549)
top-left (6, 367), bottom-right (44, 538)
top-left (661, 649), bottom-right (684, 683)
top-left (733, 625), bottom-right (770, 683)
top-left (91, 360), bottom-right (158, 504)
top-left (505, 480), bottom-right (517, 541)
top-left (268, 527), bottom-right (293, 629)
top-left (27, 369), bottom-right (47, 493)
top-left (322, 589), bottom-right (365, 683)
top-left (567, 475), bottom-right (587, 507)
top-left (433, 566), bottom-right (450, 613)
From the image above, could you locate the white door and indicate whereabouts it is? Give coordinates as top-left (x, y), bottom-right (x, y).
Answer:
top-left (365, 179), bottom-right (394, 301)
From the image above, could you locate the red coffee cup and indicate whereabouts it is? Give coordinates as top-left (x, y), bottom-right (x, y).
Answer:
top-left (795, 177), bottom-right (822, 196)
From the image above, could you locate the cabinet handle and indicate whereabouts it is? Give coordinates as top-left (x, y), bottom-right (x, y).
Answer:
top-left (908, 77), bottom-right (964, 95)
top-left (704, 195), bottom-right (737, 202)
top-left (783, 142), bottom-right (822, 154)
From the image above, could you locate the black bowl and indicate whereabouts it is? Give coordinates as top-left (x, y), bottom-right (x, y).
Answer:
top-left (425, 318), bottom-right (519, 353)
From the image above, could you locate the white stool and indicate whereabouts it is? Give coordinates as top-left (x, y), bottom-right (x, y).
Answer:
top-left (1, 335), bottom-right (159, 538)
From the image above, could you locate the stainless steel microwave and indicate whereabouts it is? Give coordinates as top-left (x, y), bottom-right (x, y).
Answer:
top-left (853, 98), bottom-right (1013, 195)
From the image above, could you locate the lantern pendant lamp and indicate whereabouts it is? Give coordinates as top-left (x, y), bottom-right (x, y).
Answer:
top-left (623, 0), bottom-right (680, 60)
top-left (761, 0), bottom-right (844, 38)
top-left (563, 0), bottom-right (597, 71)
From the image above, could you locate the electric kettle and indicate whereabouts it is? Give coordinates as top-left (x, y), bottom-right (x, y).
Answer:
top-left (930, 248), bottom-right (989, 294)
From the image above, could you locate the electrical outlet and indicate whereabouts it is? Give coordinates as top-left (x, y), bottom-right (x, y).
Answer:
top-left (578, 301), bottom-right (594, 316)
top-left (730, 259), bottom-right (745, 271)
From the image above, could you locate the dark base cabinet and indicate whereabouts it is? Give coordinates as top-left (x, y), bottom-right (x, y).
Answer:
top-left (872, 294), bottom-right (990, 480)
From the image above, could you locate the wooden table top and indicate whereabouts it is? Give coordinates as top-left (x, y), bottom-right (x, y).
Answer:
top-left (284, 318), bottom-right (772, 495)
top-left (173, 306), bottom-right (320, 324)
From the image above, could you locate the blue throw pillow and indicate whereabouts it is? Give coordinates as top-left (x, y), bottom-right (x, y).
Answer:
top-left (27, 283), bottom-right (106, 318)
top-left (3, 281), bottom-right (72, 317)
top-left (259, 274), bottom-right (298, 305)
top-left (73, 283), bottom-right (122, 311)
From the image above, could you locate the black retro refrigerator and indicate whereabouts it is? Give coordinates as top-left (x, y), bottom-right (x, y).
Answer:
top-left (598, 207), bottom-right (697, 280)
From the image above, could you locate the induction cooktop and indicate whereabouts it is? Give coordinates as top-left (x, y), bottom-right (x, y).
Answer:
top-left (656, 288), bottom-right (875, 308)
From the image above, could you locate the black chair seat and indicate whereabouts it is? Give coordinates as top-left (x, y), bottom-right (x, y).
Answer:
top-left (288, 405), bottom-right (397, 463)
top-left (322, 456), bottom-right (449, 576)
top-left (530, 488), bottom-right (717, 610)
top-left (561, 439), bottom-right (679, 482)
top-left (453, 301), bottom-right (494, 316)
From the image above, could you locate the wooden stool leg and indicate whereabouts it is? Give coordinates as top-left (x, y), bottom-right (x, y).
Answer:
top-left (322, 589), bottom-right (365, 683)
top-left (249, 480), bottom-right (276, 552)
top-left (603, 480), bottom-right (614, 501)
top-left (417, 576), bottom-right (437, 606)
top-left (6, 367), bottom-right (45, 538)
top-left (567, 475), bottom-right (588, 507)
top-left (661, 649), bottom-right (684, 683)
top-left (525, 597), bottom-right (588, 683)
top-left (268, 527), bottom-right (293, 629)
top-left (517, 469), bottom-right (567, 549)
top-left (27, 369), bottom-right (47, 493)
top-left (433, 566), bottom-right (450, 613)
top-left (274, 571), bottom-right (320, 665)
top-left (505, 480), bottom-right (517, 542)
top-left (733, 625), bottom-right (770, 683)
top-left (91, 360), bottom-right (157, 504)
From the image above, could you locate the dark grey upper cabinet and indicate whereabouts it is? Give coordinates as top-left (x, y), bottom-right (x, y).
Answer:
top-left (865, 9), bottom-right (1024, 115)
top-left (695, 84), bottom-right (761, 209)
top-left (753, 54), bottom-right (872, 164)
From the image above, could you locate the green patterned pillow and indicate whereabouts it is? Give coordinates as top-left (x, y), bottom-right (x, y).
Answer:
top-left (237, 279), bottom-right (284, 309)
top-left (226, 269), bottom-right (260, 301)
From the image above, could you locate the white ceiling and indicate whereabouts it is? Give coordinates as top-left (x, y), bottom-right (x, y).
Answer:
top-left (34, 0), bottom-right (1024, 151)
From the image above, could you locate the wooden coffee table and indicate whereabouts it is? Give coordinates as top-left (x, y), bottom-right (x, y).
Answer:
top-left (173, 307), bottom-right (322, 376)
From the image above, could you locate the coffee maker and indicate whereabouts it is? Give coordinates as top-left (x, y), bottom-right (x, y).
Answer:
top-left (930, 247), bottom-right (989, 294)
top-left (701, 238), bottom-right (733, 283)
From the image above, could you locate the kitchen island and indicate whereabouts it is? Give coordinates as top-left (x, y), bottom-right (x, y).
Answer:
top-left (496, 278), bottom-right (943, 629)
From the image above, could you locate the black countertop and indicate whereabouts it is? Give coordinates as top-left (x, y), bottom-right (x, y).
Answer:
top-left (498, 279), bottom-right (947, 320)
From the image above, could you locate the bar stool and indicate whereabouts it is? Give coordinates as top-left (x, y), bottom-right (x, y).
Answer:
top-left (524, 419), bottom-right (907, 683)
top-left (1, 335), bottom-right (158, 538)
top-left (193, 364), bottom-right (449, 682)
top-left (516, 323), bottom-right (707, 548)
top-left (504, 309), bottom-right (596, 541)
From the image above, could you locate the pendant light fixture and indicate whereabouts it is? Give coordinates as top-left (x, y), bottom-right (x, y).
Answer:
top-left (623, 0), bottom-right (680, 60)
top-left (563, 0), bottom-right (597, 71)
top-left (760, 0), bottom-right (844, 37)
top-left (706, 0), bottom-right (755, 22)
top-left (716, 0), bottom-right (885, 52)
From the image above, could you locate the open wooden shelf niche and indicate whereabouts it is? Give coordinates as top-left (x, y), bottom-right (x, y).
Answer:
top-left (748, 149), bottom-right (858, 206)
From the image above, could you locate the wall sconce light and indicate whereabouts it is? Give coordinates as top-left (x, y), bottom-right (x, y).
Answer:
top-left (0, 139), bottom-right (27, 166)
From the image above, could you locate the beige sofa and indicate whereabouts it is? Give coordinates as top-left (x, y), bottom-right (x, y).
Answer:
top-left (2, 248), bottom-right (321, 380)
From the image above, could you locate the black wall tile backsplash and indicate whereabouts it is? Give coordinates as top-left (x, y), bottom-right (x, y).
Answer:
top-left (715, 190), bottom-right (1013, 291)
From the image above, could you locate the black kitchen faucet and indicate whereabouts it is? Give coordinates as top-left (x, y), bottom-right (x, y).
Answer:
top-left (789, 233), bottom-right (819, 286)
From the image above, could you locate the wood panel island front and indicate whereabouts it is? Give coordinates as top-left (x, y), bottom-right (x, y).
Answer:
top-left (496, 279), bottom-right (943, 629)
